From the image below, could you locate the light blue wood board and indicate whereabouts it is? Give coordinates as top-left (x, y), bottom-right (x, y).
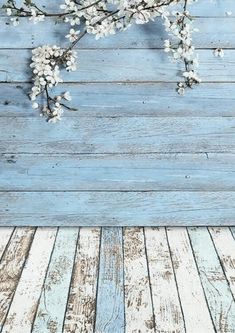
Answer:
top-left (31, 228), bottom-right (78, 333)
top-left (1, 117), bottom-right (235, 154)
top-left (1, 0), bottom-right (234, 17)
top-left (1, 153), bottom-right (235, 191)
top-left (0, 49), bottom-right (233, 82)
top-left (0, 0), bottom-right (235, 226)
top-left (1, 192), bottom-right (235, 226)
top-left (1, 83), bottom-right (235, 117)
top-left (95, 228), bottom-right (125, 332)
top-left (188, 227), bottom-right (235, 332)
top-left (1, 17), bottom-right (235, 49)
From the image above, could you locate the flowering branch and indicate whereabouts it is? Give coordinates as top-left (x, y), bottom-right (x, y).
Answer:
top-left (2, 0), bottom-right (200, 122)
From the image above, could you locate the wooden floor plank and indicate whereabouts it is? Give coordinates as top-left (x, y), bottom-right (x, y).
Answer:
top-left (123, 227), bottom-right (155, 333)
top-left (1, 228), bottom-right (57, 333)
top-left (0, 227), bottom-right (35, 331)
top-left (63, 228), bottom-right (100, 333)
top-left (145, 227), bottom-right (185, 333)
top-left (188, 227), bottom-right (235, 333)
top-left (167, 227), bottom-right (215, 333)
top-left (32, 228), bottom-right (78, 333)
top-left (95, 227), bottom-right (124, 333)
top-left (0, 228), bottom-right (14, 261)
top-left (209, 227), bottom-right (235, 299)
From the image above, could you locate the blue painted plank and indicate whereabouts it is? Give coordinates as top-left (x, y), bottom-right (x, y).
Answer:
top-left (1, 83), bottom-right (235, 118)
top-left (1, 192), bottom-right (235, 226)
top-left (0, 49), bottom-right (233, 83)
top-left (1, 0), bottom-right (233, 17)
top-left (1, 18), bottom-right (235, 49)
top-left (1, 117), bottom-right (235, 154)
top-left (95, 227), bottom-right (125, 333)
top-left (32, 228), bottom-right (78, 333)
top-left (1, 153), bottom-right (235, 191)
top-left (188, 227), bottom-right (235, 332)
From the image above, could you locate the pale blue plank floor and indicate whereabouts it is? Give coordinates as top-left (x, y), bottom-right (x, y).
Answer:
top-left (0, 227), bottom-right (235, 333)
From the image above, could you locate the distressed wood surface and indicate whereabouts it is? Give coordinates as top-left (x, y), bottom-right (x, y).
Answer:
top-left (95, 228), bottom-right (124, 333)
top-left (123, 227), bottom-right (155, 333)
top-left (188, 227), bottom-right (235, 333)
top-left (32, 228), bottom-right (78, 333)
top-left (144, 227), bottom-right (185, 333)
top-left (1, 0), bottom-right (234, 17)
top-left (1, 191), bottom-right (235, 226)
top-left (0, 49), bottom-right (234, 83)
top-left (2, 153), bottom-right (235, 191)
top-left (1, 226), bottom-right (235, 332)
top-left (1, 18), bottom-right (235, 49)
top-left (0, 0), bottom-right (235, 226)
top-left (63, 228), bottom-right (100, 333)
top-left (2, 83), bottom-right (235, 118)
top-left (2, 117), bottom-right (235, 154)
top-left (167, 227), bottom-right (215, 332)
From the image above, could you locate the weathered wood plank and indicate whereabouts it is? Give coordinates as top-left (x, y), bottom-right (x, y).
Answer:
top-left (209, 227), bottom-right (235, 298)
top-left (123, 227), bottom-right (155, 332)
top-left (145, 227), bottom-right (185, 333)
top-left (167, 227), bottom-right (215, 333)
top-left (188, 227), bottom-right (235, 333)
top-left (32, 228), bottom-right (78, 333)
top-left (1, 18), bottom-right (235, 49)
top-left (0, 49), bottom-right (234, 83)
top-left (95, 228), bottom-right (124, 333)
top-left (1, 228), bottom-right (57, 333)
top-left (63, 228), bottom-right (100, 333)
top-left (1, 0), bottom-right (233, 17)
top-left (0, 228), bottom-right (14, 260)
top-left (2, 153), bottom-right (235, 191)
top-left (0, 228), bottom-right (35, 331)
top-left (2, 117), bottom-right (235, 154)
top-left (1, 83), bottom-right (235, 118)
top-left (1, 192), bottom-right (235, 226)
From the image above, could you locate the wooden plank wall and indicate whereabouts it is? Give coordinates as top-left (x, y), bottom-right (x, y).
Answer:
top-left (0, 226), bottom-right (235, 332)
top-left (0, 1), bottom-right (235, 225)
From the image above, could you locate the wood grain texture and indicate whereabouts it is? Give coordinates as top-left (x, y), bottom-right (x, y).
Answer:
top-left (0, 228), bottom-right (35, 331)
top-left (1, 191), bottom-right (235, 226)
top-left (1, 0), bottom-right (233, 17)
top-left (209, 227), bottom-right (235, 299)
top-left (0, 227), bottom-right (235, 331)
top-left (1, 18), bottom-right (235, 49)
top-left (1, 228), bottom-right (57, 333)
top-left (0, 0), bottom-right (235, 227)
top-left (2, 117), bottom-right (235, 154)
top-left (0, 228), bottom-right (14, 260)
top-left (32, 228), bottom-right (78, 333)
top-left (167, 227), bottom-right (215, 333)
top-left (63, 228), bottom-right (100, 333)
top-left (123, 227), bottom-right (155, 333)
top-left (2, 83), bottom-right (235, 118)
top-left (95, 228), bottom-right (124, 333)
top-left (2, 152), bottom-right (235, 191)
top-left (188, 227), bottom-right (235, 333)
top-left (0, 49), bottom-right (234, 83)
top-left (145, 227), bottom-right (185, 333)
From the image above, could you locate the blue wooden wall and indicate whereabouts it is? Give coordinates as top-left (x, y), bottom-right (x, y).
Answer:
top-left (0, 0), bottom-right (235, 226)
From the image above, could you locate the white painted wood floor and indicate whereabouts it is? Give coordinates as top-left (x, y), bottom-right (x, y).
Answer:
top-left (0, 227), bottom-right (235, 333)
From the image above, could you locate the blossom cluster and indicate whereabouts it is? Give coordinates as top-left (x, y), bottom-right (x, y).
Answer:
top-left (30, 45), bottom-right (77, 122)
top-left (2, 0), bottom-right (203, 121)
